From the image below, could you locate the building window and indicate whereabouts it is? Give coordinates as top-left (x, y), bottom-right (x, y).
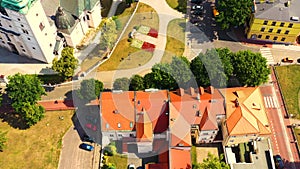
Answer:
top-left (268, 28), bottom-right (273, 32)
top-left (20, 45), bottom-right (23, 48)
top-left (2, 41), bottom-right (5, 44)
top-left (263, 20), bottom-right (268, 25)
top-left (50, 43), bottom-right (52, 47)
top-left (266, 35), bottom-right (270, 39)
top-left (281, 37), bottom-right (286, 41)
top-left (258, 34), bottom-right (262, 38)
top-left (17, 18), bottom-right (20, 21)
top-left (288, 23), bottom-right (293, 28)
top-left (109, 134), bottom-right (114, 137)
top-left (280, 22), bottom-right (284, 27)
top-left (118, 134), bottom-right (122, 137)
top-left (20, 24), bottom-right (24, 27)
top-left (32, 47), bottom-right (36, 50)
top-left (271, 21), bottom-right (276, 26)
top-left (260, 27), bottom-right (265, 32)
top-left (277, 29), bottom-right (281, 33)
top-left (203, 133), bottom-right (209, 135)
top-left (106, 123), bottom-right (109, 129)
top-left (22, 49), bottom-right (26, 52)
top-left (9, 25), bottom-right (12, 28)
top-left (27, 37), bottom-right (30, 40)
top-left (117, 122), bottom-right (121, 128)
top-left (130, 122), bottom-right (133, 128)
top-left (229, 140), bottom-right (234, 142)
top-left (273, 36), bottom-right (278, 40)
top-left (39, 22), bottom-right (45, 31)
top-left (284, 30), bottom-right (290, 34)
top-left (36, 13), bottom-right (38, 16)
top-left (86, 15), bottom-right (90, 20)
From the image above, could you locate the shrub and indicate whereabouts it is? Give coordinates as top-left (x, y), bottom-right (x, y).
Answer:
top-left (103, 144), bottom-right (117, 156)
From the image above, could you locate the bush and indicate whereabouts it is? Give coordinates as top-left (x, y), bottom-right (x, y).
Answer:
top-left (127, 38), bottom-right (133, 42)
top-left (103, 144), bottom-right (117, 156)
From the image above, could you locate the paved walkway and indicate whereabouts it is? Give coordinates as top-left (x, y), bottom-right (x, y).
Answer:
top-left (107, 0), bottom-right (123, 17)
top-left (96, 0), bottom-right (184, 88)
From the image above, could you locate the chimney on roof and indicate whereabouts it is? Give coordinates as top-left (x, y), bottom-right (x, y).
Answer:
top-left (199, 87), bottom-right (205, 95)
top-left (235, 98), bottom-right (239, 107)
top-left (188, 87), bottom-right (195, 96)
top-left (176, 88), bottom-right (185, 96)
top-left (207, 86), bottom-right (214, 94)
top-left (196, 93), bottom-right (200, 102)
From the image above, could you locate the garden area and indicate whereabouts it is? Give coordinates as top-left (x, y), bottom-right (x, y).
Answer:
top-left (0, 110), bottom-right (74, 169)
top-left (161, 18), bottom-right (186, 63)
top-left (275, 65), bottom-right (300, 117)
top-left (102, 142), bottom-right (128, 169)
top-left (97, 3), bottom-right (159, 71)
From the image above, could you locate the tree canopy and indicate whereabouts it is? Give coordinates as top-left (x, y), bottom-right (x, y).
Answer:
top-left (77, 79), bottom-right (104, 101)
top-left (113, 77), bottom-right (130, 91)
top-left (0, 130), bottom-right (7, 152)
top-left (100, 18), bottom-right (118, 51)
top-left (216, 0), bottom-right (253, 29)
top-left (190, 49), bottom-right (229, 87)
top-left (170, 56), bottom-right (193, 88)
top-left (6, 73), bottom-right (46, 127)
top-left (52, 47), bottom-right (78, 81)
top-left (129, 75), bottom-right (144, 91)
top-left (232, 50), bottom-right (270, 86)
top-left (194, 153), bottom-right (230, 169)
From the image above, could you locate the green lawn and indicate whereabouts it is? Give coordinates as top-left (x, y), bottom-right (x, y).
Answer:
top-left (191, 146), bottom-right (197, 165)
top-left (0, 110), bottom-right (74, 169)
top-left (161, 19), bottom-right (186, 63)
top-left (275, 65), bottom-right (300, 117)
top-left (98, 3), bottom-right (159, 71)
top-left (166, 0), bottom-right (178, 9)
top-left (107, 154), bottom-right (128, 169)
top-left (166, 0), bottom-right (187, 13)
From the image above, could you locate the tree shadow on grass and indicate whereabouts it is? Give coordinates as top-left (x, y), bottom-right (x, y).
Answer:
top-left (0, 104), bottom-right (29, 130)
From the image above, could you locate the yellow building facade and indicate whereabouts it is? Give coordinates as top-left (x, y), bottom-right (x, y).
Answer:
top-left (246, 0), bottom-right (300, 44)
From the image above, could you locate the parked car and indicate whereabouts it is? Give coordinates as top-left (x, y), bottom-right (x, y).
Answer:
top-left (192, 5), bottom-right (203, 11)
top-left (83, 135), bottom-right (95, 143)
top-left (85, 123), bottom-right (97, 131)
top-left (193, 9), bottom-right (203, 17)
top-left (79, 143), bottom-right (94, 151)
top-left (128, 164), bottom-right (135, 169)
top-left (85, 115), bottom-right (98, 124)
top-left (282, 57), bottom-right (294, 63)
top-left (274, 155), bottom-right (284, 169)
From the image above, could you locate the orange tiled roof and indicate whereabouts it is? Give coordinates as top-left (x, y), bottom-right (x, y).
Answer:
top-left (100, 91), bottom-right (135, 131)
top-left (136, 109), bottom-right (153, 142)
top-left (219, 87), bottom-right (271, 136)
top-left (170, 148), bottom-right (192, 169)
top-left (200, 107), bottom-right (218, 131)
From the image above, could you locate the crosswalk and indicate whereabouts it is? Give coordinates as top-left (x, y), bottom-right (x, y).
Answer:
top-left (264, 96), bottom-right (279, 108)
top-left (260, 48), bottom-right (275, 65)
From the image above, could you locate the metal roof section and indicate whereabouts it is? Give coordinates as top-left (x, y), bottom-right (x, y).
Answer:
top-left (54, 6), bottom-right (76, 32)
top-left (0, 0), bottom-right (36, 14)
top-left (254, 0), bottom-right (300, 22)
top-left (60, 0), bottom-right (99, 16)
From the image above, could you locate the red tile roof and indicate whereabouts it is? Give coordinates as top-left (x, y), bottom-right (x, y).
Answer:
top-left (200, 107), bottom-right (218, 131)
top-left (136, 110), bottom-right (153, 142)
top-left (100, 91), bottom-right (135, 131)
top-left (145, 163), bottom-right (168, 169)
top-left (170, 148), bottom-right (192, 169)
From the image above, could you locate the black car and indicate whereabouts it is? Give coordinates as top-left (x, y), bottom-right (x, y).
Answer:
top-left (83, 135), bottom-right (95, 143)
top-left (193, 9), bottom-right (203, 17)
top-left (274, 155), bottom-right (284, 169)
top-left (191, 0), bottom-right (203, 4)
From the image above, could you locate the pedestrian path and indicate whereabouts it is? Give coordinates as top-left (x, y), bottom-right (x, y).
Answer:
top-left (260, 47), bottom-right (275, 65)
top-left (264, 96), bottom-right (279, 108)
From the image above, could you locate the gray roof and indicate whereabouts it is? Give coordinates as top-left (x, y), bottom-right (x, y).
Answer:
top-left (55, 7), bottom-right (76, 32)
top-left (254, 0), bottom-right (300, 22)
top-left (60, 0), bottom-right (99, 16)
top-left (41, 0), bottom-right (59, 26)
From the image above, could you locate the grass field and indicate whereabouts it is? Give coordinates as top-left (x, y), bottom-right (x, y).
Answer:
top-left (0, 110), bottom-right (74, 169)
top-left (98, 3), bottom-right (159, 71)
top-left (166, 0), bottom-right (178, 9)
top-left (161, 19), bottom-right (186, 63)
top-left (275, 65), bottom-right (300, 117)
top-left (107, 154), bottom-right (128, 169)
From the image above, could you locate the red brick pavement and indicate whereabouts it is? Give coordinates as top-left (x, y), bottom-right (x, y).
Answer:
top-left (38, 100), bottom-right (75, 111)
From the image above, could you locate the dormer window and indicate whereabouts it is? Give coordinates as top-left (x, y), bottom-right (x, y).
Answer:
top-left (117, 123), bottom-right (121, 128)
top-left (106, 123), bottom-right (109, 129)
top-left (130, 122), bottom-right (133, 128)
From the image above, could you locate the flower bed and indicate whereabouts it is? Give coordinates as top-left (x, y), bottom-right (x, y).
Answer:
top-left (130, 39), bottom-right (144, 49)
top-left (137, 25), bottom-right (151, 34)
top-left (147, 28), bottom-right (158, 38)
top-left (142, 42), bottom-right (155, 52)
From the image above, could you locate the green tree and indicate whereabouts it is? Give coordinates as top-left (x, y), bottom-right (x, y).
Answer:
top-left (6, 73), bottom-right (46, 127)
top-left (232, 50), bottom-right (270, 86)
top-left (77, 79), bottom-right (104, 101)
top-left (143, 72), bottom-right (157, 89)
top-left (190, 49), bottom-right (228, 87)
top-left (216, 0), bottom-right (253, 29)
top-left (170, 56), bottom-right (192, 88)
top-left (0, 130), bottom-right (7, 152)
top-left (52, 47), bottom-right (78, 80)
top-left (216, 48), bottom-right (234, 78)
top-left (151, 63), bottom-right (177, 90)
top-left (197, 153), bottom-right (230, 169)
top-left (129, 75), bottom-right (144, 91)
top-left (113, 77), bottom-right (130, 91)
top-left (100, 18), bottom-right (118, 52)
